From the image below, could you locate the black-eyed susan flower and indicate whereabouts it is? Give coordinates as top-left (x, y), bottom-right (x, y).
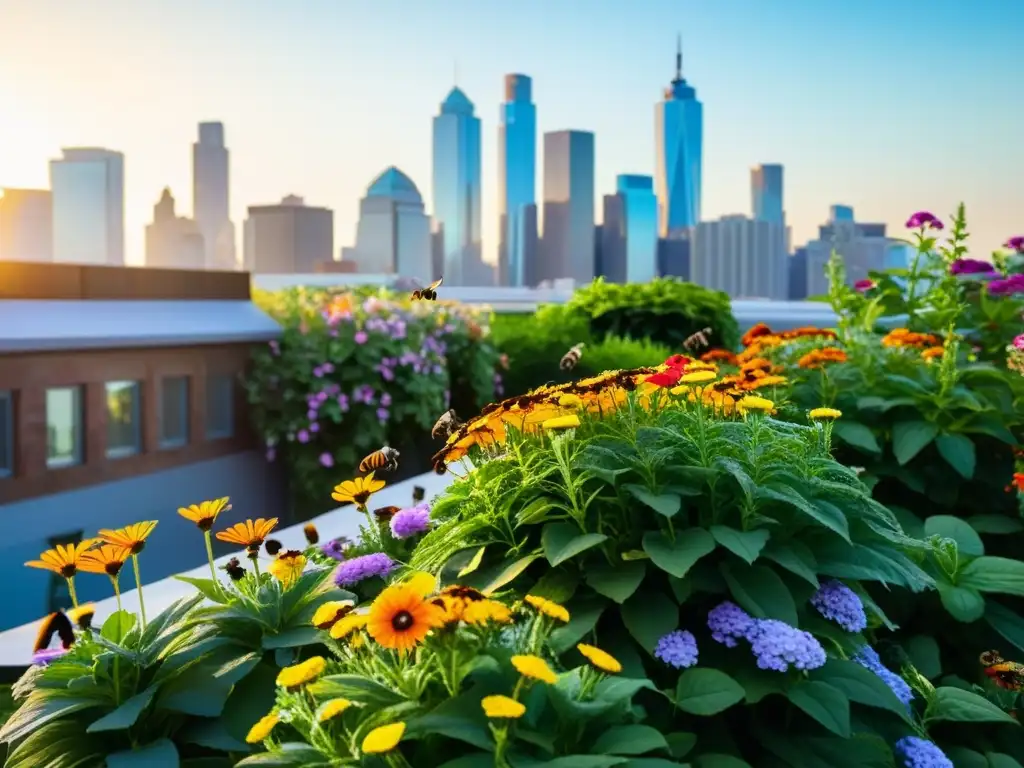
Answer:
top-left (481, 695), bottom-right (526, 719)
top-left (330, 613), bottom-right (368, 641)
top-left (245, 712), bottom-right (279, 744)
top-left (177, 497), bottom-right (231, 532)
top-left (511, 654), bottom-right (558, 684)
top-left (312, 600), bottom-right (355, 630)
top-left (331, 473), bottom-right (385, 508)
top-left (78, 545), bottom-right (130, 579)
top-left (367, 582), bottom-right (444, 652)
top-left (809, 407), bottom-right (842, 422)
top-left (523, 594), bottom-right (570, 623)
top-left (215, 518), bottom-right (278, 550)
top-left (303, 524), bottom-right (320, 545)
top-left (316, 698), bottom-right (352, 723)
top-left (276, 656), bottom-right (326, 688)
top-left (267, 550), bottom-right (306, 586)
top-left (97, 521), bottom-right (157, 555)
top-left (542, 414), bottom-right (581, 430)
top-left (435, 586), bottom-right (487, 623)
top-left (577, 643), bottom-right (622, 674)
top-left (362, 722), bottom-right (405, 754)
top-left (66, 604), bottom-right (95, 630)
top-left (26, 539), bottom-right (101, 609)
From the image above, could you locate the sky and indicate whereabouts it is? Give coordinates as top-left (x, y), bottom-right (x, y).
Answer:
top-left (0, 0), bottom-right (1021, 268)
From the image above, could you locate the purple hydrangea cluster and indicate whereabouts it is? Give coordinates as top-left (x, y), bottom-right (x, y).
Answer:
top-left (949, 258), bottom-right (996, 276)
top-left (810, 580), bottom-right (867, 632)
top-left (746, 619), bottom-right (827, 672)
top-left (1005, 236), bottom-right (1024, 254)
top-left (654, 630), bottom-right (699, 669)
top-left (894, 737), bottom-right (953, 768)
top-left (988, 274), bottom-right (1024, 296)
top-left (905, 211), bottom-right (944, 230)
top-left (390, 503), bottom-right (432, 539)
top-left (707, 601), bottom-right (755, 647)
top-left (852, 646), bottom-right (914, 706)
top-left (333, 552), bottom-right (395, 586)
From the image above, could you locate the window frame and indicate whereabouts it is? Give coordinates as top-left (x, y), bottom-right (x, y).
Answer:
top-left (45, 385), bottom-right (84, 469)
top-left (105, 380), bottom-right (143, 459)
top-left (0, 390), bottom-right (12, 478)
top-left (158, 375), bottom-right (190, 450)
top-left (205, 373), bottom-right (235, 440)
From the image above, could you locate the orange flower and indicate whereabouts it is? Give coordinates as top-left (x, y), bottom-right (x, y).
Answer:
top-left (78, 545), bottom-right (131, 578)
top-left (216, 518), bottom-right (279, 549)
top-left (797, 347), bottom-right (848, 369)
top-left (701, 349), bottom-right (738, 365)
top-left (97, 521), bottom-right (158, 555)
top-left (26, 539), bottom-right (101, 577)
top-left (740, 357), bottom-right (775, 373)
top-left (882, 328), bottom-right (941, 349)
top-left (1011, 472), bottom-right (1024, 493)
top-left (367, 582), bottom-right (444, 652)
top-left (741, 323), bottom-right (774, 347)
top-left (921, 346), bottom-right (944, 361)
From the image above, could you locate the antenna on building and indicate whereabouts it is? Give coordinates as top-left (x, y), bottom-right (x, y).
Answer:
top-left (675, 33), bottom-right (683, 81)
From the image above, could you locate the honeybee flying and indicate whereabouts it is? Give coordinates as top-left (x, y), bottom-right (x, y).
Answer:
top-left (373, 506), bottom-right (401, 522)
top-left (34, 612), bottom-right (76, 653)
top-left (683, 327), bottom-right (714, 352)
top-left (412, 277), bottom-right (443, 301)
top-left (359, 446), bottom-right (400, 474)
top-left (431, 409), bottom-right (462, 440)
top-left (980, 650), bottom-right (1024, 692)
top-left (559, 343), bottom-right (585, 371)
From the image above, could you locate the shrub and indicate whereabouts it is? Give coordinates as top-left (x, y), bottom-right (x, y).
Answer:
top-left (489, 306), bottom-right (593, 398)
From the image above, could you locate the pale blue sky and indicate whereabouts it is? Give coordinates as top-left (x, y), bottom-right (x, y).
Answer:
top-left (0, 0), bottom-right (1020, 267)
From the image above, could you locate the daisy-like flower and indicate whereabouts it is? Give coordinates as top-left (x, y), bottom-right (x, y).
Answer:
top-left (97, 521), bottom-right (157, 555)
top-left (577, 643), bottom-right (622, 674)
top-left (276, 656), bottom-right (326, 688)
top-left (482, 695), bottom-right (526, 719)
top-left (329, 612), bottom-right (369, 641)
top-left (215, 518), bottom-right (279, 550)
top-left (523, 594), bottom-right (570, 623)
top-left (738, 395), bottom-right (775, 414)
top-left (25, 539), bottom-right (100, 609)
top-left (245, 712), bottom-right (279, 744)
top-left (511, 654), bottom-right (558, 684)
top-left (462, 599), bottom-right (512, 625)
top-left (177, 497), bottom-right (231, 531)
top-left (809, 407), bottom-right (842, 422)
top-left (312, 600), bottom-right (355, 630)
top-left (921, 346), bottom-right (944, 361)
top-left (362, 722), bottom-right (406, 754)
top-left (678, 370), bottom-right (717, 384)
top-left (331, 473), bottom-right (386, 508)
top-left (542, 414), bottom-right (581, 430)
top-left (78, 545), bottom-right (130, 579)
top-left (268, 550), bottom-right (306, 586)
top-left (367, 582), bottom-right (444, 652)
top-left (316, 698), bottom-right (352, 723)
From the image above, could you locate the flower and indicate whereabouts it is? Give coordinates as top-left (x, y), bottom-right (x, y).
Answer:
top-left (267, 550), bottom-right (306, 585)
top-left (276, 656), bottom-right (326, 688)
top-left (1004, 236), bottom-right (1024, 253)
top-left (78, 545), bottom-right (131, 578)
top-left (367, 582), bottom-right (444, 651)
top-left (809, 407), bottom-right (842, 422)
top-left (746, 619), bottom-right (827, 672)
top-left (334, 553), bottom-right (395, 586)
top-left (462, 599), bottom-right (513, 625)
top-left (97, 521), bottom-right (157, 554)
top-left (523, 594), bottom-right (570, 623)
top-left (245, 712), bottom-right (279, 744)
top-left (797, 347), bottom-right (848, 369)
top-left (319, 452), bottom-right (334, 468)
top-left (542, 414), bottom-right (581, 430)
top-left (921, 346), bottom-right (944, 361)
top-left (577, 643), bottom-right (622, 674)
top-left (25, 539), bottom-right (101, 577)
top-left (810, 580), bottom-right (867, 632)
top-left (678, 369), bottom-right (717, 384)
top-left (331, 473), bottom-right (386, 507)
top-left (645, 368), bottom-right (683, 388)
top-left (67, 604), bottom-right (95, 630)
top-left (654, 630), bottom-right (699, 669)
top-left (32, 648), bottom-right (68, 666)
top-left (330, 613), bottom-right (369, 640)
top-left (390, 503), bottom-right (431, 539)
top-left (482, 695), bottom-right (526, 719)
top-left (707, 601), bottom-right (755, 647)
top-left (317, 698), bottom-right (353, 723)
top-left (854, 279), bottom-right (875, 292)
top-left (303, 524), bottom-right (320, 545)
top-left (312, 600), bottom-right (355, 630)
top-left (905, 211), bottom-right (943, 230)
top-left (894, 736), bottom-right (953, 768)
top-left (1013, 334), bottom-right (1024, 351)
top-left (215, 518), bottom-right (279, 549)
top-left (950, 258), bottom-right (996, 276)
top-left (177, 497), bottom-right (231, 531)
top-left (738, 395), bottom-right (775, 414)
top-left (354, 330), bottom-right (369, 345)
top-left (362, 722), bottom-right (405, 754)
top-left (852, 646), bottom-right (914, 705)
top-left (511, 654), bottom-right (558, 684)
top-left (988, 274), bottom-right (1024, 296)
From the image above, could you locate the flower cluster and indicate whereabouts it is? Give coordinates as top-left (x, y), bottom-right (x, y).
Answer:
top-left (881, 328), bottom-right (943, 350)
top-left (797, 346), bottom-right (848, 370)
top-left (708, 601), bottom-right (826, 672)
top-left (906, 211), bottom-right (944, 230)
top-left (988, 273), bottom-right (1024, 297)
top-left (949, 258), bottom-right (996, 276)
top-left (390, 502), bottom-right (431, 539)
top-left (654, 630), bottom-right (699, 669)
top-left (852, 646), bottom-right (915, 706)
top-left (894, 736), bottom-right (953, 768)
top-left (1008, 334), bottom-right (1024, 377)
top-left (810, 580), bottom-right (867, 632)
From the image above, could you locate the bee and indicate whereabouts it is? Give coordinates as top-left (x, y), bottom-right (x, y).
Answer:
top-left (683, 327), bottom-right (714, 352)
top-left (34, 612), bottom-right (76, 653)
top-left (359, 446), bottom-right (400, 474)
top-left (559, 343), bottom-right (585, 371)
top-left (431, 409), bottom-right (462, 440)
top-left (412, 277), bottom-right (443, 301)
top-left (373, 506), bottom-right (401, 522)
top-left (412, 485), bottom-right (426, 503)
top-left (980, 650), bottom-right (1024, 692)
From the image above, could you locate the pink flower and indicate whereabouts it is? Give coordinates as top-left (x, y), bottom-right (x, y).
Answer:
top-left (1014, 334), bottom-right (1024, 351)
top-left (319, 452), bottom-right (334, 468)
top-left (354, 331), bottom-right (368, 345)
top-left (297, 429), bottom-right (310, 444)
top-left (854, 279), bottom-right (875, 292)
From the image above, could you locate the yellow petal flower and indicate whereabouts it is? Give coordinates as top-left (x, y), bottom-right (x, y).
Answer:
top-left (738, 395), bottom-right (775, 413)
top-left (317, 698), bottom-right (353, 723)
top-left (557, 394), bottom-right (583, 407)
top-left (809, 407), bottom-right (842, 422)
top-left (276, 656), bottom-right (326, 688)
top-left (330, 613), bottom-right (368, 640)
top-left (523, 594), bottom-right (570, 623)
top-left (362, 722), bottom-right (406, 754)
top-left (245, 712), bottom-right (279, 744)
top-left (481, 694), bottom-right (526, 719)
top-left (312, 600), bottom-right (355, 630)
top-left (679, 370), bottom-right (717, 384)
top-left (541, 414), bottom-right (581, 430)
top-left (511, 654), bottom-right (558, 684)
top-left (404, 571), bottom-right (438, 598)
top-left (577, 643), bottom-right (622, 674)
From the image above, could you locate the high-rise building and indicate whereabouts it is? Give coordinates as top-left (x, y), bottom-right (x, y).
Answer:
top-left (49, 148), bottom-right (124, 265)
top-left (193, 122), bottom-right (236, 270)
top-left (340, 168), bottom-right (431, 282)
top-left (0, 188), bottom-right (52, 261)
top-left (540, 130), bottom-right (596, 286)
top-left (789, 247), bottom-right (808, 300)
top-left (692, 215), bottom-right (788, 299)
top-left (243, 195), bottom-right (333, 274)
top-left (432, 87), bottom-right (483, 286)
top-left (498, 74), bottom-right (538, 286)
top-left (658, 237), bottom-right (690, 279)
top-left (600, 175), bottom-right (658, 283)
top-left (655, 37), bottom-right (702, 237)
top-left (751, 164), bottom-right (784, 223)
top-left (830, 205), bottom-right (854, 223)
top-left (804, 207), bottom-right (889, 296)
top-left (145, 188), bottom-right (204, 269)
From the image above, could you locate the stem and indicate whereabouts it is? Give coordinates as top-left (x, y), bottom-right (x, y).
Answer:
top-left (359, 505), bottom-right (378, 547)
top-left (252, 557), bottom-right (261, 577)
top-left (132, 555), bottom-right (147, 628)
top-left (67, 576), bottom-right (79, 609)
top-left (204, 531), bottom-right (218, 582)
top-left (113, 576), bottom-right (122, 615)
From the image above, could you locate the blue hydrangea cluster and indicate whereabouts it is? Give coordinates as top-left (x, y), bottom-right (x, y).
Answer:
top-left (746, 619), bottom-right (827, 672)
top-left (852, 646), bottom-right (914, 706)
top-left (707, 601), bottom-right (755, 647)
top-left (654, 630), bottom-right (699, 669)
top-left (810, 580), bottom-right (868, 632)
top-left (894, 736), bottom-right (953, 768)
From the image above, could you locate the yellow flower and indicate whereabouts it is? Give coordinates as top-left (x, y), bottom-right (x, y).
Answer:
top-left (685, 361), bottom-right (718, 372)
top-left (330, 613), bottom-right (369, 640)
top-left (25, 539), bottom-right (102, 577)
top-left (679, 370), bottom-right (717, 384)
top-left (350, 633), bottom-right (366, 649)
top-left (331, 473), bottom-right (386, 507)
top-left (482, 695), bottom-right (526, 719)
top-left (541, 414), bottom-right (581, 430)
top-left (809, 407), bottom-right (842, 422)
top-left (462, 599), bottom-right (512, 625)
top-left (523, 594), bottom-right (570, 623)
top-left (511, 654), bottom-right (558, 684)
top-left (276, 656), bottom-right (326, 688)
top-left (312, 600), bottom-right (355, 630)
top-left (97, 521), bottom-right (158, 555)
top-left (317, 698), bottom-right (353, 723)
top-left (557, 394), bottom-right (583, 407)
top-left (738, 395), bottom-right (775, 413)
top-left (177, 497), bottom-right (231, 532)
top-left (404, 571), bottom-right (438, 598)
top-left (577, 643), bottom-right (622, 674)
top-left (268, 550), bottom-right (306, 585)
top-left (362, 722), bottom-right (406, 754)
top-left (245, 712), bottom-right (279, 743)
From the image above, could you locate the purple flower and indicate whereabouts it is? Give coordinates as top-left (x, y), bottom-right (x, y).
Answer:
top-left (297, 429), bottom-right (310, 444)
top-left (376, 408), bottom-right (390, 423)
top-left (380, 392), bottom-right (393, 407)
top-left (337, 394), bottom-right (350, 412)
top-left (854, 279), bottom-right (875, 292)
top-left (322, 362), bottom-right (335, 374)
top-left (654, 630), bottom-right (699, 669)
top-left (988, 274), bottom-right (1024, 296)
top-left (309, 422), bottom-right (320, 433)
top-left (852, 646), bottom-right (914, 705)
top-left (319, 452), bottom-right (334, 468)
top-left (333, 552), bottom-right (395, 586)
top-left (354, 331), bottom-right (368, 345)
top-left (707, 601), bottom-right (755, 647)
top-left (810, 580), bottom-right (867, 632)
top-left (905, 211), bottom-right (944, 230)
top-left (313, 366), bottom-right (325, 378)
top-left (746, 619), bottom-right (826, 672)
top-left (32, 648), bottom-right (68, 666)
top-left (949, 258), bottom-right (995, 276)
top-left (321, 539), bottom-right (347, 560)
top-left (894, 737), bottom-right (953, 768)
top-left (1005, 236), bottom-right (1024, 254)
top-left (307, 408), bottom-right (318, 420)
top-left (390, 503), bottom-right (431, 539)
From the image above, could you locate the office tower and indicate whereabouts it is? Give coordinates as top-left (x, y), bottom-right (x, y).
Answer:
top-left (657, 237), bottom-right (690, 279)
top-left (193, 122), bottom-right (237, 270)
top-left (49, 148), bottom-right (124, 265)
top-left (430, 219), bottom-right (444, 280)
top-left (243, 195), bottom-right (333, 274)
top-left (751, 164), bottom-right (784, 223)
top-left (498, 74), bottom-right (537, 286)
top-left (340, 168), bottom-right (431, 282)
top-left (540, 130), bottom-right (596, 286)
top-left (655, 37), bottom-right (703, 237)
top-left (0, 188), bottom-right (52, 261)
top-left (830, 205), bottom-right (854, 223)
top-left (145, 188), bottom-right (204, 269)
top-left (789, 247), bottom-right (808, 300)
top-left (804, 207), bottom-right (889, 296)
top-left (600, 175), bottom-right (658, 283)
top-left (692, 215), bottom-right (788, 299)
top-left (432, 87), bottom-right (482, 285)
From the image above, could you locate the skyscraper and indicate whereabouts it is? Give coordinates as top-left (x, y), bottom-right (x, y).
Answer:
top-left (540, 130), bottom-right (595, 286)
top-left (0, 188), bottom-right (52, 261)
top-left (600, 175), bottom-right (658, 283)
top-left (193, 122), bottom-right (236, 270)
top-left (243, 195), bottom-right (333, 274)
top-left (654, 37), bottom-right (703, 237)
top-left (49, 148), bottom-right (124, 265)
top-left (804, 207), bottom-right (888, 296)
top-left (145, 188), bottom-right (204, 269)
top-left (432, 87), bottom-right (482, 286)
top-left (498, 74), bottom-right (537, 286)
top-left (692, 215), bottom-right (788, 299)
top-left (751, 164), bottom-right (784, 223)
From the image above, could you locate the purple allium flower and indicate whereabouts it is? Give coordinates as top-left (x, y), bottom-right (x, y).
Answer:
top-left (390, 503), bottom-right (431, 539)
top-left (32, 648), bottom-right (68, 666)
top-left (654, 630), bottom-right (699, 669)
top-left (319, 452), bottom-right (334, 468)
top-left (707, 601), bottom-right (755, 647)
top-left (376, 407), bottom-right (390, 423)
top-left (1005, 236), bottom-right (1024, 254)
top-left (297, 429), bottom-right (310, 444)
top-left (810, 580), bottom-right (867, 632)
top-left (905, 211), bottom-right (944, 230)
top-left (333, 552), bottom-right (395, 586)
top-left (949, 258), bottom-right (996, 276)
top-left (746, 619), bottom-right (826, 672)
top-left (852, 646), bottom-right (914, 705)
top-left (354, 331), bottom-right (369, 345)
top-left (894, 737), bottom-right (953, 768)
top-left (988, 274), bottom-right (1024, 296)
top-left (854, 279), bottom-right (875, 292)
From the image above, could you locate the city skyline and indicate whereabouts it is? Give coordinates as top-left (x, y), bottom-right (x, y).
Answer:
top-left (0, 0), bottom-right (1020, 268)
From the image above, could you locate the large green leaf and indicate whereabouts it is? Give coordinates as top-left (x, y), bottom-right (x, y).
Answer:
top-left (86, 686), bottom-right (158, 733)
top-left (175, 576), bottom-right (228, 603)
top-left (550, 598), bottom-right (606, 654)
top-left (642, 529), bottom-right (716, 579)
top-left (832, 421), bottom-right (881, 454)
top-left (621, 592), bottom-right (678, 654)
top-left (674, 669), bottom-right (745, 716)
top-left (720, 563), bottom-right (798, 626)
top-left (541, 522), bottom-right (608, 567)
top-left (693, 755), bottom-right (753, 768)
top-left (309, 674), bottom-right (404, 707)
top-left (709, 526), bottom-right (770, 565)
top-left (936, 583), bottom-right (985, 623)
top-left (762, 541), bottom-right (819, 587)
top-left (959, 557), bottom-right (1024, 597)
top-left (892, 420), bottom-right (938, 465)
top-left (106, 739), bottom-right (179, 768)
top-left (586, 560), bottom-right (646, 603)
top-left (537, 758), bottom-right (627, 767)
top-left (903, 636), bottom-right (942, 680)
top-left (755, 485), bottom-right (850, 541)
top-left (101, 611), bottom-right (137, 644)
top-left (786, 681), bottom-right (851, 737)
top-left (0, 691), bottom-right (106, 743)
top-left (262, 627), bottom-right (321, 649)
top-left (923, 515), bottom-right (985, 558)
top-left (623, 485), bottom-right (682, 518)
top-left (220, 662), bottom-right (281, 743)
top-left (808, 658), bottom-right (911, 722)
top-left (927, 686), bottom-right (1019, 724)
top-left (234, 743), bottom-right (330, 766)
top-left (481, 553), bottom-right (542, 595)
top-left (967, 515), bottom-right (1024, 535)
top-left (935, 433), bottom-right (976, 478)
top-left (986, 601), bottom-right (1024, 653)
top-left (592, 724), bottom-right (669, 756)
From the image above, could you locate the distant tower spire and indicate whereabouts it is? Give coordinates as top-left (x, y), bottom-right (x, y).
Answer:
top-left (675, 33), bottom-right (682, 81)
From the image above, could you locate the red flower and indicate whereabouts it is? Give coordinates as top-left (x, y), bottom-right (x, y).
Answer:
top-left (645, 368), bottom-right (683, 388)
top-left (663, 354), bottom-right (692, 369)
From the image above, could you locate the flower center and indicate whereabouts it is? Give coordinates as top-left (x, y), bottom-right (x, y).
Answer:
top-left (391, 610), bottom-right (414, 632)
top-left (354, 491), bottom-right (371, 506)
top-left (198, 517), bottom-right (215, 532)
top-left (60, 565), bottom-right (76, 578)
top-left (131, 542), bottom-right (146, 555)
top-left (105, 562), bottom-right (123, 577)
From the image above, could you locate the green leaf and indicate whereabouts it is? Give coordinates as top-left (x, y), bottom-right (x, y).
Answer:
top-left (175, 575), bottom-right (227, 603)
top-left (623, 485), bottom-right (682, 518)
top-left (923, 515), bottom-right (985, 558)
top-left (904, 635), bottom-right (942, 680)
top-left (959, 557), bottom-right (1024, 597)
top-left (720, 563), bottom-right (798, 626)
top-left (762, 541), bottom-right (819, 587)
top-left (935, 433), bottom-right (976, 478)
top-left (86, 686), bottom-right (158, 733)
top-left (942, 748), bottom-right (988, 768)
top-left (0, 691), bottom-right (105, 743)
top-left (541, 522), bottom-right (608, 567)
top-left (234, 743), bottom-right (330, 766)
top-left (482, 553), bottom-right (541, 595)
top-left (308, 674), bottom-right (404, 707)
top-left (986, 601), bottom-right (1024, 653)
top-left (986, 753), bottom-right (1024, 768)
top-left (621, 592), bottom-right (678, 654)
top-left (592, 725), bottom-right (669, 756)
top-left (808, 658), bottom-right (911, 723)
top-left (458, 546), bottom-right (487, 577)
top-left (967, 515), bottom-right (1024, 535)
top-left (709, 526), bottom-right (770, 564)
top-left (786, 681), bottom-right (851, 737)
top-left (832, 421), bottom-right (881, 454)
top-left (642, 529), bottom-right (716, 579)
top-left (262, 627), bottom-right (321, 649)
top-left (100, 610), bottom-right (136, 644)
top-left (539, 758), bottom-right (628, 767)
top-left (549, 599), bottom-right (606, 655)
top-left (157, 676), bottom-right (232, 717)
top-left (674, 668), bottom-right (745, 716)
top-left (755, 485), bottom-right (850, 541)
top-left (586, 560), bottom-right (646, 603)
top-left (937, 582), bottom-right (985, 622)
top-left (530, 569), bottom-right (581, 604)
top-left (220, 662), bottom-right (280, 744)
top-left (106, 739), bottom-right (179, 768)
top-left (927, 686), bottom-right (1019, 724)
top-left (693, 756), bottom-right (753, 768)
top-left (665, 732), bottom-right (696, 759)
top-left (892, 420), bottom-right (938, 465)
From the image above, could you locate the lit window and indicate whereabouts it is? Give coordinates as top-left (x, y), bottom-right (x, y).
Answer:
top-left (159, 376), bottom-right (189, 449)
top-left (0, 390), bottom-right (12, 477)
top-left (205, 374), bottom-right (235, 439)
top-left (46, 386), bottom-right (83, 468)
top-left (47, 531), bottom-right (82, 612)
top-left (106, 381), bottom-right (142, 459)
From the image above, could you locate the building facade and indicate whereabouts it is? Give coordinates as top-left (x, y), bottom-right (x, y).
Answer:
top-left (540, 130), bottom-right (595, 286)
top-left (0, 188), bottom-right (52, 262)
top-left (145, 188), bottom-right (205, 270)
top-left (193, 122), bottom-right (237, 270)
top-left (658, 237), bottom-right (690, 279)
top-left (49, 148), bottom-right (124, 266)
top-left (600, 175), bottom-right (658, 283)
top-left (830, 205), bottom-right (855, 223)
top-left (654, 39), bottom-right (702, 237)
top-left (498, 74), bottom-right (538, 286)
top-left (243, 195), bottom-right (334, 274)
top-left (751, 164), bottom-right (784, 223)
top-left (692, 215), bottom-right (788, 299)
top-left (804, 207), bottom-right (889, 296)
top-left (789, 247), bottom-right (808, 300)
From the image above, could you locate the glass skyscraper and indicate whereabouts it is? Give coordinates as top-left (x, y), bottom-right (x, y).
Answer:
top-left (601, 175), bottom-right (658, 283)
top-left (541, 130), bottom-right (595, 286)
top-left (49, 148), bottom-right (124, 265)
top-left (498, 74), bottom-right (537, 286)
top-left (655, 38), bottom-right (702, 237)
top-left (751, 164), bottom-right (784, 223)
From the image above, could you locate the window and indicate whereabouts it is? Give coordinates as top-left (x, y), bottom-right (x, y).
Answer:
top-left (47, 530), bottom-right (83, 613)
top-left (205, 374), bottom-right (235, 439)
top-left (159, 376), bottom-right (190, 448)
top-left (46, 386), bottom-right (83, 468)
top-left (106, 381), bottom-right (142, 458)
top-left (0, 391), bottom-right (12, 477)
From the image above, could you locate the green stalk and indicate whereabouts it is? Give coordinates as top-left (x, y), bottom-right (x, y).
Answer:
top-left (132, 554), bottom-right (147, 627)
top-left (204, 531), bottom-right (218, 582)
top-left (67, 576), bottom-right (79, 609)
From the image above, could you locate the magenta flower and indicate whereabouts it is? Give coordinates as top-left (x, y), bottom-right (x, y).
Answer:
top-left (354, 331), bottom-right (368, 345)
top-left (1014, 334), bottom-right (1024, 351)
top-left (1005, 236), bottom-right (1024, 253)
top-left (297, 429), bottom-right (310, 444)
top-left (988, 274), bottom-right (1024, 296)
top-left (853, 279), bottom-right (875, 292)
top-left (319, 452), bottom-right (334, 468)
top-left (905, 211), bottom-right (944, 230)
top-left (950, 258), bottom-right (995, 276)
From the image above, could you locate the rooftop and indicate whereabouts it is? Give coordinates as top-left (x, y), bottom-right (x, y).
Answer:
top-left (366, 166), bottom-right (423, 205)
top-left (440, 86), bottom-right (475, 115)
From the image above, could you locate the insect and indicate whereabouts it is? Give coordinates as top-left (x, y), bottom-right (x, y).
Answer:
top-left (412, 277), bottom-right (443, 301)
top-left (559, 343), bottom-right (585, 371)
top-left (412, 485), bottom-right (426, 503)
top-left (34, 612), bottom-right (76, 653)
top-left (373, 506), bottom-right (401, 522)
top-left (431, 409), bottom-right (462, 440)
top-left (980, 650), bottom-right (1024, 692)
top-left (683, 327), bottom-right (714, 351)
top-left (359, 446), bottom-right (400, 474)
